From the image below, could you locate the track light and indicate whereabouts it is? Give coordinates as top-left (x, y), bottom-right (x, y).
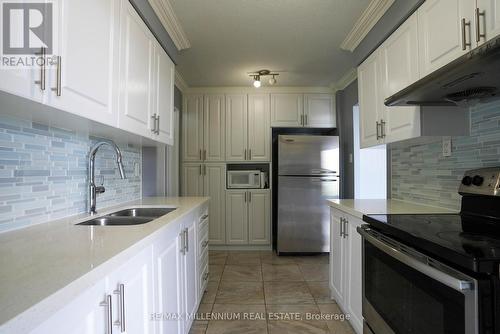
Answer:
top-left (268, 75), bottom-right (277, 85)
top-left (253, 75), bottom-right (261, 88)
top-left (248, 70), bottom-right (279, 87)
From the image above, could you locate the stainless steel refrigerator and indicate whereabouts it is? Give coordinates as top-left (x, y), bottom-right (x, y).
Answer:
top-left (277, 135), bottom-right (340, 254)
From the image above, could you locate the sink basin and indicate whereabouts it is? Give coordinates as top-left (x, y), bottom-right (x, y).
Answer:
top-left (77, 207), bottom-right (176, 226)
top-left (108, 207), bottom-right (176, 218)
top-left (77, 216), bottom-right (153, 226)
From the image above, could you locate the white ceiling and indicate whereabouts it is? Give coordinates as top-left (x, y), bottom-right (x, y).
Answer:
top-left (171, 0), bottom-right (371, 87)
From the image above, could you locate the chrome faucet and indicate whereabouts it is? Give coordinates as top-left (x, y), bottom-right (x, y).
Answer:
top-left (88, 141), bottom-right (126, 215)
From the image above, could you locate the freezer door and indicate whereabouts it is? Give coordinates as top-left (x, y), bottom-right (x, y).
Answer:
top-left (277, 176), bottom-right (339, 253)
top-left (278, 135), bottom-right (339, 175)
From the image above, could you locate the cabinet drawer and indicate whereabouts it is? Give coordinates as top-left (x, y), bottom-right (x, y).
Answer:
top-left (199, 262), bottom-right (209, 297)
top-left (199, 240), bottom-right (209, 268)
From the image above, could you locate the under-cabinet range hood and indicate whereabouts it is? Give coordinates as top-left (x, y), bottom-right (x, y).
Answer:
top-left (385, 34), bottom-right (500, 107)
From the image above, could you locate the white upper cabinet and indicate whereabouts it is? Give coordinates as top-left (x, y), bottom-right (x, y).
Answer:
top-left (183, 95), bottom-right (204, 161)
top-left (153, 42), bottom-right (175, 145)
top-left (248, 94), bottom-right (271, 161)
top-left (379, 13), bottom-right (421, 143)
top-left (225, 94), bottom-right (248, 161)
top-left (358, 51), bottom-right (384, 148)
top-left (48, 0), bottom-right (120, 127)
top-left (117, 0), bottom-right (155, 138)
top-left (304, 94), bottom-right (336, 128)
top-left (204, 94), bottom-right (226, 162)
top-left (418, 0), bottom-right (476, 76)
top-left (271, 93), bottom-right (304, 127)
top-left (477, 0), bottom-right (500, 44)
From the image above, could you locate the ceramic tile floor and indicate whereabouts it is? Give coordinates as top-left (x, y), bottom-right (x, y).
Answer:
top-left (190, 250), bottom-right (355, 334)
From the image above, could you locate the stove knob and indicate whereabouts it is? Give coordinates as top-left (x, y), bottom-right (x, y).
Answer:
top-left (461, 176), bottom-right (472, 186)
top-left (472, 175), bottom-right (484, 186)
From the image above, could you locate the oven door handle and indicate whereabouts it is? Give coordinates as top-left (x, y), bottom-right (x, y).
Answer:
top-left (358, 226), bottom-right (475, 292)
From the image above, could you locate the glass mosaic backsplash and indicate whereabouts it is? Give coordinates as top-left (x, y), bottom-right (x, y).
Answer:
top-left (391, 100), bottom-right (500, 210)
top-left (0, 116), bottom-right (142, 232)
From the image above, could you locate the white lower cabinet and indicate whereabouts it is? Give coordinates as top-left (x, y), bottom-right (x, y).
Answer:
top-left (226, 189), bottom-right (270, 245)
top-left (329, 208), bottom-right (363, 334)
top-left (31, 205), bottom-right (208, 334)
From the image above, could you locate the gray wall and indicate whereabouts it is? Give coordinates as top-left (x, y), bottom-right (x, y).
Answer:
top-left (129, 0), bottom-right (179, 63)
top-left (352, 0), bottom-right (424, 65)
top-left (336, 80), bottom-right (358, 199)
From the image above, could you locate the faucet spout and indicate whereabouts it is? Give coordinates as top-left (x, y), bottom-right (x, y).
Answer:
top-left (88, 140), bottom-right (127, 215)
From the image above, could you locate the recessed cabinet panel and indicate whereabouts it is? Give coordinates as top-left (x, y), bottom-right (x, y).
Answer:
top-left (182, 164), bottom-right (203, 196)
top-left (418, 0), bottom-right (475, 76)
top-left (358, 52), bottom-right (383, 148)
top-left (304, 94), bottom-right (336, 128)
top-left (248, 94), bottom-right (271, 161)
top-left (225, 191), bottom-right (248, 245)
top-left (155, 44), bottom-right (175, 145)
top-left (270, 93), bottom-right (303, 127)
top-left (118, 1), bottom-right (154, 137)
top-left (225, 94), bottom-right (248, 161)
top-left (204, 164), bottom-right (226, 245)
top-left (49, 0), bottom-right (119, 127)
top-left (182, 95), bottom-right (204, 161)
top-left (204, 95), bottom-right (226, 162)
top-left (248, 190), bottom-right (270, 245)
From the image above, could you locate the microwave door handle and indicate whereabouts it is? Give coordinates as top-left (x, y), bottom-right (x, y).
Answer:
top-left (357, 227), bottom-right (475, 292)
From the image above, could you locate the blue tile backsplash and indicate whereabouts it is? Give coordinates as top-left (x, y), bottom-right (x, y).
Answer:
top-left (0, 116), bottom-right (142, 232)
top-left (391, 100), bottom-right (500, 210)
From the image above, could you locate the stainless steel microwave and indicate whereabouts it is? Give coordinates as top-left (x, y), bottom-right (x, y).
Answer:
top-left (227, 170), bottom-right (267, 189)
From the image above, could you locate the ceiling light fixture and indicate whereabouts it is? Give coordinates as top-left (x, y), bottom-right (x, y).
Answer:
top-left (248, 70), bottom-right (279, 88)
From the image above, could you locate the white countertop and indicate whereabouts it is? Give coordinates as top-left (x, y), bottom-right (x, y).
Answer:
top-left (0, 197), bottom-right (209, 332)
top-left (327, 198), bottom-right (456, 219)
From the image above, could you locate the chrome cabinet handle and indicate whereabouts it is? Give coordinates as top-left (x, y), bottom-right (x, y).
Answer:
top-left (248, 191), bottom-right (252, 202)
top-left (34, 47), bottom-right (46, 91)
top-left (199, 165), bottom-right (202, 175)
top-left (184, 228), bottom-right (189, 253)
top-left (339, 218), bottom-right (344, 237)
top-left (476, 8), bottom-right (486, 42)
top-left (201, 214), bottom-right (209, 221)
top-left (51, 55), bottom-right (62, 96)
top-left (244, 149), bottom-right (247, 160)
top-left (151, 115), bottom-right (157, 133)
top-left (380, 119), bottom-right (386, 138)
top-left (203, 164), bottom-right (206, 175)
top-left (461, 18), bottom-right (471, 50)
top-left (203, 149), bottom-right (207, 161)
top-left (202, 239), bottom-right (209, 248)
top-left (244, 191), bottom-right (247, 203)
top-left (304, 114), bottom-right (308, 126)
top-left (204, 272), bottom-right (209, 281)
top-left (180, 231), bottom-right (186, 255)
top-left (100, 295), bottom-right (113, 334)
top-left (113, 284), bottom-right (126, 332)
top-left (155, 115), bottom-right (160, 134)
top-left (343, 218), bottom-right (348, 238)
top-left (376, 121), bottom-right (380, 140)
top-left (199, 149), bottom-right (202, 160)
top-left (300, 114), bottom-right (304, 126)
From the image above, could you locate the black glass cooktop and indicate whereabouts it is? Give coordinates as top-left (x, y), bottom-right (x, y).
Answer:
top-left (363, 213), bottom-right (500, 274)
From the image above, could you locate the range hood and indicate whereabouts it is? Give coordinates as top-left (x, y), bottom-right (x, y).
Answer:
top-left (385, 35), bottom-right (500, 107)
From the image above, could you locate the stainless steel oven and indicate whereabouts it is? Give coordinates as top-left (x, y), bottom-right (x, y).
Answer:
top-left (358, 225), bottom-right (478, 334)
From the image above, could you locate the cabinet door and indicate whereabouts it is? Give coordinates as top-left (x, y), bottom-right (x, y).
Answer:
top-left (182, 95), bottom-right (204, 161)
top-left (358, 52), bottom-right (383, 148)
top-left (304, 94), bottom-right (336, 128)
top-left (248, 190), bottom-right (270, 245)
top-left (248, 94), bottom-right (271, 161)
top-left (182, 164), bottom-right (203, 196)
top-left (182, 217), bottom-right (198, 332)
top-left (118, 1), bottom-right (155, 137)
top-left (344, 216), bottom-right (363, 334)
top-left (107, 246), bottom-right (155, 334)
top-left (329, 210), bottom-right (345, 305)
top-left (418, 0), bottom-right (475, 76)
top-left (204, 94), bottom-right (225, 161)
top-left (154, 226), bottom-right (184, 334)
top-left (154, 43), bottom-right (175, 145)
top-left (48, 0), bottom-right (119, 127)
top-left (225, 191), bottom-right (248, 245)
top-left (379, 13), bottom-right (421, 143)
top-left (204, 164), bottom-right (226, 245)
top-left (477, 0), bottom-right (500, 43)
top-left (270, 93), bottom-right (303, 127)
top-left (30, 280), bottom-right (107, 334)
top-left (225, 94), bottom-right (248, 161)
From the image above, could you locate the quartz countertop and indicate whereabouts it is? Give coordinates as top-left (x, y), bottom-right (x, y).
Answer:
top-left (0, 196), bottom-right (209, 332)
top-left (326, 198), bottom-right (456, 219)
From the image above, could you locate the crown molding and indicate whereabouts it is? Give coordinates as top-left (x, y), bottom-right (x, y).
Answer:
top-left (340, 0), bottom-right (395, 52)
top-left (148, 0), bottom-right (191, 50)
top-left (184, 86), bottom-right (335, 95)
top-left (174, 71), bottom-right (189, 92)
top-left (331, 68), bottom-right (358, 92)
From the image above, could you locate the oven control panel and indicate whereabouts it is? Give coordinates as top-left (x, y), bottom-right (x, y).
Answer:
top-left (459, 167), bottom-right (500, 196)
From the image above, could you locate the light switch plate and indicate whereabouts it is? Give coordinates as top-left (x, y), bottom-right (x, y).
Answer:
top-left (442, 137), bottom-right (452, 157)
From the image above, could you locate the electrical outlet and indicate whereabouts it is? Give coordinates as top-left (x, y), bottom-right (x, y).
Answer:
top-left (442, 137), bottom-right (452, 157)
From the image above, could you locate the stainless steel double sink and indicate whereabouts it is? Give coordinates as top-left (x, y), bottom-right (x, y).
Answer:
top-left (77, 208), bottom-right (176, 226)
